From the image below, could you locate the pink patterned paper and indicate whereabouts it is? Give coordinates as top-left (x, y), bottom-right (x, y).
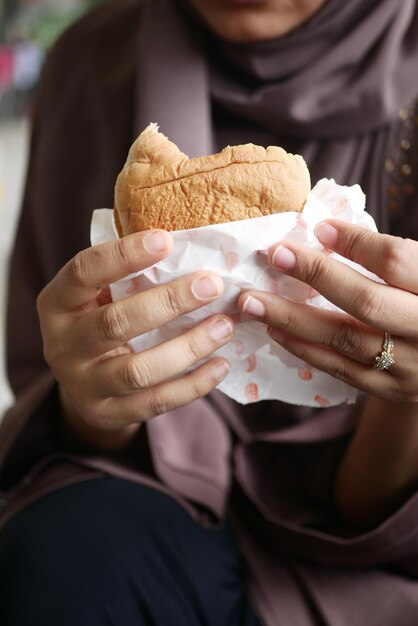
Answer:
top-left (91, 179), bottom-right (380, 406)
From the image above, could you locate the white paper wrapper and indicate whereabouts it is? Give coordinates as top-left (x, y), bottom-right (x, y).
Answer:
top-left (91, 178), bottom-right (380, 407)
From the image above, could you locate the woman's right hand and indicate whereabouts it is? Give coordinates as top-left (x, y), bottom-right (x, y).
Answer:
top-left (36, 230), bottom-right (233, 449)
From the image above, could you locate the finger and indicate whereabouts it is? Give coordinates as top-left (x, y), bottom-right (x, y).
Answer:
top-left (239, 291), bottom-right (391, 366)
top-left (92, 358), bottom-right (230, 428)
top-left (315, 220), bottom-right (418, 293)
top-left (75, 271), bottom-right (225, 358)
top-left (266, 330), bottom-right (405, 403)
top-left (268, 240), bottom-right (418, 340)
top-left (91, 315), bottom-right (234, 397)
top-left (238, 290), bottom-right (417, 385)
top-left (39, 230), bottom-right (173, 313)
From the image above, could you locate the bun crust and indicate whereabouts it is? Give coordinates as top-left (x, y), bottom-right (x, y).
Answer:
top-left (114, 123), bottom-right (310, 235)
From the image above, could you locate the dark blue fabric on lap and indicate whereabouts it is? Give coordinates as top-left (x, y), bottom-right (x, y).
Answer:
top-left (0, 477), bottom-right (262, 626)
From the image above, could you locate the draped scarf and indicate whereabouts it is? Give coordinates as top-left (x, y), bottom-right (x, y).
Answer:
top-left (135, 0), bottom-right (418, 230)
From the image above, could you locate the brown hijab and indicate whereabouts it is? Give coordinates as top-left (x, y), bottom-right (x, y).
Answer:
top-left (135, 0), bottom-right (418, 231)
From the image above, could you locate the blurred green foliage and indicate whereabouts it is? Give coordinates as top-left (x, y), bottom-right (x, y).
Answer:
top-left (8, 1), bottom-right (103, 50)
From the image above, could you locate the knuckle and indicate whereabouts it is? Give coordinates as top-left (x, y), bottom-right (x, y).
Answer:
top-left (281, 309), bottom-right (300, 333)
top-left (183, 335), bottom-right (205, 363)
top-left (144, 391), bottom-right (169, 418)
top-left (353, 288), bottom-right (387, 322)
top-left (302, 254), bottom-right (328, 288)
top-left (68, 251), bottom-right (91, 287)
top-left (189, 374), bottom-right (211, 400)
top-left (381, 237), bottom-right (408, 282)
top-left (98, 304), bottom-right (130, 342)
top-left (328, 320), bottom-right (359, 355)
top-left (343, 230), bottom-right (370, 263)
top-left (163, 285), bottom-right (185, 318)
top-left (327, 358), bottom-right (351, 383)
top-left (119, 356), bottom-right (153, 391)
top-left (112, 237), bottom-right (133, 269)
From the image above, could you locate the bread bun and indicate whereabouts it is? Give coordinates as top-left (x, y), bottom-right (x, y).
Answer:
top-left (114, 123), bottom-right (310, 236)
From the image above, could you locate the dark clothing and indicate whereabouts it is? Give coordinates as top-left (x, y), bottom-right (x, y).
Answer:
top-left (0, 478), bottom-right (261, 626)
top-left (1, 1), bottom-right (418, 625)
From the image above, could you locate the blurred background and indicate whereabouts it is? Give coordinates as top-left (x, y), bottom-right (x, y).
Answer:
top-left (0, 0), bottom-right (103, 417)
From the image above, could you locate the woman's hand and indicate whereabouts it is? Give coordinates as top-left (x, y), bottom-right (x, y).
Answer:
top-left (238, 220), bottom-right (418, 404)
top-left (238, 220), bottom-right (418, 526)
top-left (37, 230), bottom-right (233, 450)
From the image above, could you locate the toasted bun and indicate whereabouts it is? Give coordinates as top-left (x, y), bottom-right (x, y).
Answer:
top-left (114, 123), bottom-right (310, 235)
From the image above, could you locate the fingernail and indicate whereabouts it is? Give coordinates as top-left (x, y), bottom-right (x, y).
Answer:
top-left (257, 249), bottom-right (268, 258)
top-left (213, 361), bottom-right (230, 382)
top-left (210, 319), bottom-right (234, 341)
top-left (271, 245), bottom-right (296, 270)
top-left (315, 223), bottom-right (338, 248)
top-left (192, 275), bottom-right (222, 299)
top-left (242, 296), bottom-right (266, 318)
top-left (143, 230), bottom-right (170, 254)
top-left (269, 327), bottom-right (285, 343)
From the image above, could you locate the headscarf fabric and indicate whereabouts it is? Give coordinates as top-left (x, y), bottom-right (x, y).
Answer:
top-left (135, 0), bottom-right (418, 231)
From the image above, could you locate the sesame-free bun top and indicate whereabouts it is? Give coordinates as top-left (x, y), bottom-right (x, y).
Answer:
top-left (114, 123), bottom-right (310, 236)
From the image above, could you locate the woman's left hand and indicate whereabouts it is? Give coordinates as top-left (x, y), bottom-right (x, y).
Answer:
top-left (238, 220), bottom-right (418, 404)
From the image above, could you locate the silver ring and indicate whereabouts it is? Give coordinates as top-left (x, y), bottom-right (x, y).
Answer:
top-left (374, 332), bottom-right (395, 371)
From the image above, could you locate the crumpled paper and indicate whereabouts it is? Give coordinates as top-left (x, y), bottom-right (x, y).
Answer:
top-left (91, 178), bottom-right (379, 406)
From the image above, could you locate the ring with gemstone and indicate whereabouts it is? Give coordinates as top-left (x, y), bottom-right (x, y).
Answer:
top-left (374, 332), bottom-right (395, 371)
